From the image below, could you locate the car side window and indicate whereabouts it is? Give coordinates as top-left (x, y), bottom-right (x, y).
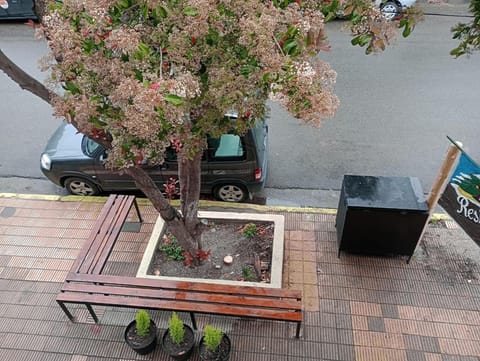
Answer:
top-left (164, 147), bottom-right (207, 162)
top-left (208, 134), bottom-right (245, 161)
top-left (82, 136), bottom-right (103, 157)
top-left (164, 147), bottom-right (178, 162)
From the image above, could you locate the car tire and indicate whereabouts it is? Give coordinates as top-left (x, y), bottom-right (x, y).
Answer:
top-left (380, 1), bottom-right (399, 20)
top-left (214, 184), bottom-right (247, 203)
top-left (65, 177), bottom-right (100, 196)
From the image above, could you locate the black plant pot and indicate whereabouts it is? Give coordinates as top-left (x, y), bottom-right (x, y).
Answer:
top-left (124, 319), bottom-right (158, 355)
top-left (161, 324), bottom-right (195, 361)
top-left (199, 334), bottom-right (231, 361)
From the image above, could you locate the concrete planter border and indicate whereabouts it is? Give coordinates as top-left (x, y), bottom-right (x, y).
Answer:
top-left (136, 211), bottom-right (284, 288)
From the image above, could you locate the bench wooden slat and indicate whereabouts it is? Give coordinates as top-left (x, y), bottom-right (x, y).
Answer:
top-left (56, 292), bottom-right (302, 322)
top-left (65, 273), bottom-right (302, 300)
top-left (70, 194), bottom-right (119, 273)
top-left (60, 282), bottom-right (302, 311)
top-left (72, 195), bottom-right (137, 275)
top-left (89, 196), bottom-right (135, 274)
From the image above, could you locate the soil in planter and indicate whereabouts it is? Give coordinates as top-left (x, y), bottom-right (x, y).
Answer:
top-left (162, 327), bottom-right (195, 359)
top-left (199, 334), bottom-right (231, 361)
top-left (124, 321), bottom-right (157, 354)
top-left (148, 220), bottom-right (274, 283)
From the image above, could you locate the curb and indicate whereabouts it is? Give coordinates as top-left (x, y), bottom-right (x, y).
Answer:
top-left (0, 192), bottom-right (449, 221)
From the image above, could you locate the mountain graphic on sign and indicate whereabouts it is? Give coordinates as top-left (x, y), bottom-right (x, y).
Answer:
top-left (451, 173), bottom-right (480, 205)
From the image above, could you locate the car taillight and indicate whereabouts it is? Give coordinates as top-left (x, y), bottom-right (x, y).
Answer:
top-left (254, 168), bottom-right (262, 181)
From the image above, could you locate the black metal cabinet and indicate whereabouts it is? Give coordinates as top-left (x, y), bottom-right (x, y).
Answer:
top-left (336, 175), bottom-right (429, 259)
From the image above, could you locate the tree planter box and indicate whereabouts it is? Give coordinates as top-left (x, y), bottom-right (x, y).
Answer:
top-left (137, 211), bottom-right (284, 288)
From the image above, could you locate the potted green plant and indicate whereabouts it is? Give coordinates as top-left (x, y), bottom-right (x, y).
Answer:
top-left (161, 312), bottom-right (195, 361)
top-left (199, 325), bottom-right (231, 361)
top-left (124, 309), bottom-right (157, 355)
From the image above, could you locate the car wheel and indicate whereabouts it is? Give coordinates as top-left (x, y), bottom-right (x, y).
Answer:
top-left (65, 177), bottom-right (100, 196)
top-left (380, 1), bottom-right (399, 20)
top-left (214, 184), bottom-right (247, 202)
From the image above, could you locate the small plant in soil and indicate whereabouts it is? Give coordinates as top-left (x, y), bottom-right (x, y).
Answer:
top-left (241, 223), bottom-right (258, 238)
top-left (203, 325), bottom-right (223, 352)
top-left (135, 309), bottom-right (151, 337)
top-left (241, 265), bottom-right (257, 282)
top-left (168, 312), bottom-right (185, 344)
top-left (160, 234), bottom-right (185, 261)
top-left (162, 312), bottom-right (195, 360)
top-left (124, 309), bottom-right (157, 355)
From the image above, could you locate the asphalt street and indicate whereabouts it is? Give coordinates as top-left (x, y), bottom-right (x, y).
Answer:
top-left (0, 3), bottom-right (478, 210)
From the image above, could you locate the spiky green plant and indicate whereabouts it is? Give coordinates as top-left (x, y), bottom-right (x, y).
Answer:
top-left (203, 325), bottom-right (223, 352)
top-left (135, 310), bottom-right (151, 337)
top-left (242, 265), bottom-right (257, 282)
top-left (168, 312), bottom-right (185, 345)
top-left (242, 223), bottom-right (258, 238)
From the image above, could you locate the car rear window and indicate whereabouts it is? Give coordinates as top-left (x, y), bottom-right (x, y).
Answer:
top-left (208, 134), bottom-right (245, 161)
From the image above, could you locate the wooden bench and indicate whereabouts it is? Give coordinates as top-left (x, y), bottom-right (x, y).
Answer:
top-left (57, 195), bottom-right (302, 337)
top-left (57, 273), bottom-right (303, 337)
top-left (70, 194), bottom-right (142, 275)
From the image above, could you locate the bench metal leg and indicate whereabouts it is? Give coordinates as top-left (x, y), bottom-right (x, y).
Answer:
top-left (189, 313), bottom-right (197, 330)
top-left (295, 322), bottom-right (301, 338)
top-left (86, 304), bottom-right (99, 323)
top-left (57, 301), bottom-right (75, 322)
top-left (133, 199), bottom-right (143, 223)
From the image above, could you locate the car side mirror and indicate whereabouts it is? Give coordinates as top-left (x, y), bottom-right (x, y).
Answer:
top-left (99, 151), bottom-right (108, 161)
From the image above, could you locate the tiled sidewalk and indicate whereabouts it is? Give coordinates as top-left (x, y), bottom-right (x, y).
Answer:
top-left (0, 195), bottom-right (479, 360)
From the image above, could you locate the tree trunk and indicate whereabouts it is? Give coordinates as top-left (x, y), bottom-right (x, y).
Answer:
top-left (0, 47), bottom-right (204, 264)
top-left (0, 49), bottom-right (52, 105)
top-left (0, 49), bottom-right (117, 147)
top-left (178, 149), bottom-right (203, 248)
top-left (123, 166), bottom-right (201, 263)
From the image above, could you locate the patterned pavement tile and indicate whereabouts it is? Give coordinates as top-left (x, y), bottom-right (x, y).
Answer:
top-left (0, 198), bottom-right (478, 360)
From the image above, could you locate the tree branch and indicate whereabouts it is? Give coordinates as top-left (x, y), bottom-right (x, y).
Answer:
top-left (0, 48), bottom-right (53, 105)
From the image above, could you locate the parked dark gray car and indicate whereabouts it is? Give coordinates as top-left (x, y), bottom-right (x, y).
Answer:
top-left (40, 119), bottom-right (268, 202)
top-left (0, 0), bottom-right (37, 20)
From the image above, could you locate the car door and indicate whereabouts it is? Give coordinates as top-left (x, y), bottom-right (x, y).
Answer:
top-left (159, 148), bottom-right (209, 194)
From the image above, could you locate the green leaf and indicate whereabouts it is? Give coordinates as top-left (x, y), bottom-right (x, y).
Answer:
top-left (324, 12), bottom-right (336, 23)
top-left (141, 3), bottom-right (148, 19)
top-left (358, 34), bottom-right (371, 47)
top-left (282, 38), bottom-right (298, 55)
top-left (165, 94), bottom-right (184, 106)
top-left (82, 40), bottom-right (94, 54)
top-left (157, 6), bottom-right (167, 18)
top-left (138, 42), bottom-right (151, 55)
top-left (62, 81), bottom-right (82, 95)
top-left (183, 7), bottom-right (199, 16)
top-left (285, 25), bottom-right (299, 37)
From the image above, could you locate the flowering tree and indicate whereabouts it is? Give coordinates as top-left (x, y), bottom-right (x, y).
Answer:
top-left (451, 0), bottom-right (480, 57)
top-left (0, 0), bottom-right (417, 263)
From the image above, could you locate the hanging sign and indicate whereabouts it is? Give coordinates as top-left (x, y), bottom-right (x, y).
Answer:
top-left (438, 139), bottom-right (480, 245)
